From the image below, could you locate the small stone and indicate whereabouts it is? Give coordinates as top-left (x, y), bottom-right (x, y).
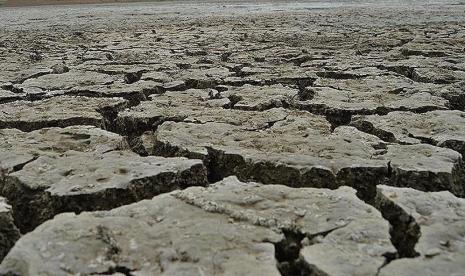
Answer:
top-left (425, 248), bottom-right (441, 258)
top-left (51, 64), bottom-right (70, 74)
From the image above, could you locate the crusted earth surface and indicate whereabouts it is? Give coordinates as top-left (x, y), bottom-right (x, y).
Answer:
top-left (0, 0), bottom-right (465, 274)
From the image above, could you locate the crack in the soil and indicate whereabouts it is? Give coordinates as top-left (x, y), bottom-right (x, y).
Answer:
top-left (274, 224), bottom-right (351, 276)
top-left (93, 226), bottom-right (135, 275)
top-left (96, 225), bottom-right (121, 261)
top-left (375, 251), bottom-right (398, 276)
top-left (274, 229), bottom-right (310, 276)
top-left (65, 83), bottom-right (164, 106)
top-left (315, 71), bottom-right (366, 80)
top-left (95, 266), bottom-right (135, 276)
top-left (377, 64), bottom-right (454, 85)
top-left (2, 162), bottom-right (207, 233)
top-left (0, 98), bottom-right (130, 133)
top-left (352, 119), bottom-right (446, 146)
top-left (352, 119), bottom-right (465, 166)
top-left (353, 186), bottom-right (421, 276)
top-left (350, 120), bottom-right (398, 143)
top-left (172, 185), bottom-right (351, 276)
top-left (14, 71), bottom-right (53, 85)
top-left (111, 114), bottom-right (187, 137)
top-left (294, 100), bottom-right (447, 134)
top-left (372, 190), bottom-right (421, 267)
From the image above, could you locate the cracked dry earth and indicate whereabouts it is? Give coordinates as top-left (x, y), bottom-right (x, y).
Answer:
top-left (0, 0), bottom-right (465, 275)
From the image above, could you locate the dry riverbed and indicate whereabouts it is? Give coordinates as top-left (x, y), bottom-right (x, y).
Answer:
top-left (0, 0), bottom-right (464, 275)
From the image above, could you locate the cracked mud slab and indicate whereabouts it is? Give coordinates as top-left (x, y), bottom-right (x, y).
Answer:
top-left (376, 185), bottom-right (465, 276)
top-left (154, 112), bottom-right (465, 197)
top-left (436, 81), bottom-right (465, 110)
top-left (0, 126), bottom-right (125, 172)
top-left (379, 59), bottom-right (465, 85)
top-left (0, 177), bottom-right (394, 276)
top-left (0, 126), bottom-right (130, 231)
top-left (68, 80), bottom-right (164, 103)
top-left (222, 84), bottom-right (298, 111)
top-left (352, 110), bottom-right (465, 157)
top-left (297, 75), bottom-right (449, 119)
top-left (0, 96), bottom-right (128, 131)
top-left (1, 0), bottom-right (465, 274)
top-left (0, 89), bottom-right (23, 104)
top-left (2, 150), bottom-right (207, 232)
top-left (115, 89), bottom-right (290, 135)
top-left (15, 70), bottom-right (115, 94)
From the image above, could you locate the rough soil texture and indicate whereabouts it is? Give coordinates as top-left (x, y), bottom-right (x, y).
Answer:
top-left (0, 177), bottom-right (394, 275)
top-left (0, 0), bottom-right (464, 274)
top-left (0, 198), bottom-right (20, 262)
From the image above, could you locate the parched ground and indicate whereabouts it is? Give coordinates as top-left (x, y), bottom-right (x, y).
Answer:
top-left (0, 0), bottom-right (465, 275)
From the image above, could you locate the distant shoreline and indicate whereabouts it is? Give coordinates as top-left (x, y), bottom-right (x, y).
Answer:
top-left (1, 0), bottom-right (161, 7)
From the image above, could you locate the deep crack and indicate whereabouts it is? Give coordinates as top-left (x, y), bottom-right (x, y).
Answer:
top-left (373, 188), bottom-right (421, 258)
top-left (274, 229), bottom-right (310, 276)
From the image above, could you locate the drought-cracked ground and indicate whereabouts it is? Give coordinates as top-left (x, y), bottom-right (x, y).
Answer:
top-left (0, 0), bottom-right (465, 275)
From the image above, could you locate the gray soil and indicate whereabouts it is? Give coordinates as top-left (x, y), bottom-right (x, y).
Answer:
top-left (0, 0), bottom-right (464, 275)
